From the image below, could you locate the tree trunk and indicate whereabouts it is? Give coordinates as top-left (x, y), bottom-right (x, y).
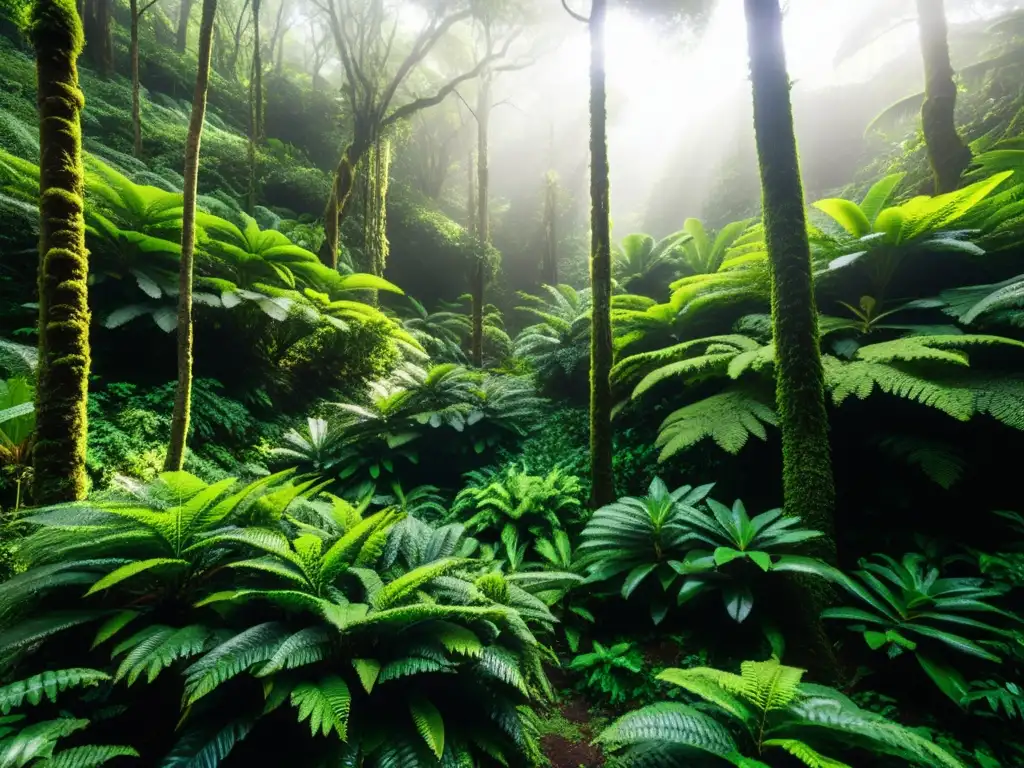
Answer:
top-left (744, 0), bottom-right (840, 681)
top-left (269, 0), bottom-right (286, 75)
top-left (467, 151), bottom-right (476, 237)
top-left (588, 0), bottom-right (615, 509)
top-left (917, 0), bottom-right (971, 193)
top-left (472, 74), bottom-right (491, 368)
top-left (176, 0), bottom-right (192, 51)
top-left (31, 0), bottom-right (91, 504)
top-left (130, 0), bottom-right (142, 156)
top-left (165, 0), bottom-right (217, 471)
top-left (543, 171), bottom-right (558, 285)
top-left (318, 137), bottom-right (369, 269)
top-left (362, 137), bottom-right (391, 278)
top-left (82, 0), bottom-right (112, 76)
top-left (744, 0), bottom-right (836, 558)
top-left (247, 0), bottom-right (261, 213)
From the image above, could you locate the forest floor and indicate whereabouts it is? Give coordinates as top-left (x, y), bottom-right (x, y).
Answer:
top-left (539, 695), bottom-right (605, 768)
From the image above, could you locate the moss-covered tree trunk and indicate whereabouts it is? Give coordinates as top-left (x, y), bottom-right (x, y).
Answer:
top-left (542, 171), bottom-right (558, 286)
top-left (176, 0), bottom-right (192, 52)
top-left (165, 0), bottom-right (217, 471)
top-left (471, 73), bottom-right (492, 368)
top-left (130, 0), bottom-right (142, 156)
top-left (318, 129), bottom-right (371, 269)
top-left (30, 0), bottom-right (91, 504)
top-left (744, 0), bottom-right (836, 554)
top-left (588, 0), bottom-right (615, 508)
top-left (362, 137), bottom-right (391, 278)
top-left (744, 0), bottom-right (840, 682)
top-left (917, 0), bottom-right (971, 193)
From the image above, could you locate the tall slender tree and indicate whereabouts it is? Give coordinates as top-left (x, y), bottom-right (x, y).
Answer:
top-left (247, 0), bottom-right (262, 212)
top-left (564, 0), bottom-right (614, 507)
top-left (471, 71), bottom-right (491, 367)
top-left (917, 0), bottom-right (971, 192)
top-left (165, 0), bottom-right (218, 471)
top-left (743, 0), bottom-right (836, 556)
top-left (542, 170), bottom-right (559, 285)
top-left (30, 0), bottom-right (91, 503)
top-left (129, 0), bottom-right (160, 157)
top-left (176, 0), bottom-right (192, 51)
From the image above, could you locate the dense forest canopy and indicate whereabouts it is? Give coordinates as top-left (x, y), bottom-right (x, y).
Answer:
top-left (0, 0), bottom-right (1024, 765)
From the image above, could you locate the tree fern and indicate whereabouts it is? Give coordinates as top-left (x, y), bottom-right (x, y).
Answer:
top-left (255, 628), bottom-right (331, 677)
top-left (290, 675), bottom-right (351, 740)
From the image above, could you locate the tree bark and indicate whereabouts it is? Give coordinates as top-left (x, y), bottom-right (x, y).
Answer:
top-left (744, 0), bottom-right (840, 683)
top-left (130, 0), bottom-right (142, 156)
top-left (588, 0), bottom-right (615, 509)
top-left (543, 171), bottom-right (558, 285)
top-left (165, 0), bottom-right (217, 471)
top-left (917, 0), bottom-right (971, 193)
top-left (31, 0), bottom-right (91, 504)
top-left (318, 131), bottom-right (371, 269)
top-left (744, 0), bottom-right (836, 559)
top-left (176, 0), bottom-right (192, 51)
top-left (471, 73), bottom-right (491, 368)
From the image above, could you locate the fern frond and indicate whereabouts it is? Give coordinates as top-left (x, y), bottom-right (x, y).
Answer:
top-left (290, 675), bottom-right (351, 739)
top-left (38, 744), bottom-right (139, 767)
top-left (595, 702), bottom-right (738, 758)
top-left (740, 659), bottom-right (804, 712)
top-left (655, 388), bottom-right (777, 459)
top-left (115, 625), bottom-right (211, 685)
top-left (372, 559), bottom-right (467, 611)
top-left (655, 668), bottom-right (752, 723)
top-left (763, 739), bottom-right (851, 768)
top-left (161, 718), bottom-right (254, 768)
top-left (255, 627), bottom-right (331, 677)
top-left (410, 697), bottom-right (445, 759)
top-left (183, 623), bottom-right (287, 704)
top-left (0, 670), bottom-right (109, 714)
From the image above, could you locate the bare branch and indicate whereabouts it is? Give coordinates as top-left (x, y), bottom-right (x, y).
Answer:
top-left (453, 89), bottom-right (478, 122)
top-left (377, 7), bottom-right (473, 119)
top-left (139, 0), bottom-right (160, 15)
top-left (382, 31), bottom-right (516, 129)
top-left (561, 0), bottom-right (589, 24)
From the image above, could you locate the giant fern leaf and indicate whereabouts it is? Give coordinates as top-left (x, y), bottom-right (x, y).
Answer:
top-left (655, 388), bottom-right (777, 459)
top-left (290, 676), bottom-right (351, 740)
top-left (0, 670), bottom-right (109, 714)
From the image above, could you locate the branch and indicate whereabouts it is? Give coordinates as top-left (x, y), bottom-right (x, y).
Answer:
top-left (377, 7), bottom-right (473, 119)
top-left (139, 0), bottom-right (160, 14)
top-left (561, 0), bottom-right (589, 24)
top-left (453, 89), bottom-right (478, 122)
top-left (383, 29), bottom-right (519, 129)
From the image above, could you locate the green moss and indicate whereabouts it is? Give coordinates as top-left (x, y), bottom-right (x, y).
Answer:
top-left (30, 0), bottom-right (90, 503)
top-left (743, 0), bottom-right (835, 557)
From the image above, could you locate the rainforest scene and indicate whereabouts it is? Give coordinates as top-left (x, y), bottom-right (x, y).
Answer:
top-left (1, 0), bottom-right (1024, 765)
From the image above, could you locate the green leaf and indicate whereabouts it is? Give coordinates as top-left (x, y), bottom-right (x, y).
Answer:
top-left (723, 584), bottom-right (754, 623)
top-left (622, 563), bottom-right (657, 599)
top-left (85, 559), bottom-right (189, 596)
top-left (713, 547), bottom-right (745, 566)
top-left (409, 697), bottom-right (445, 759)
top-left (814, 198), bottom-right (872, 238)
top-left (747, 551), bottom-right (772, 572)
top-left (917, 654), bottom-right (969, 704)
top-left (864, 631), bottom-right (889, 650)
top-left (352, 658), bottom-right (380, 693)
top-left (764, 739), bottom-right (852, 768)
